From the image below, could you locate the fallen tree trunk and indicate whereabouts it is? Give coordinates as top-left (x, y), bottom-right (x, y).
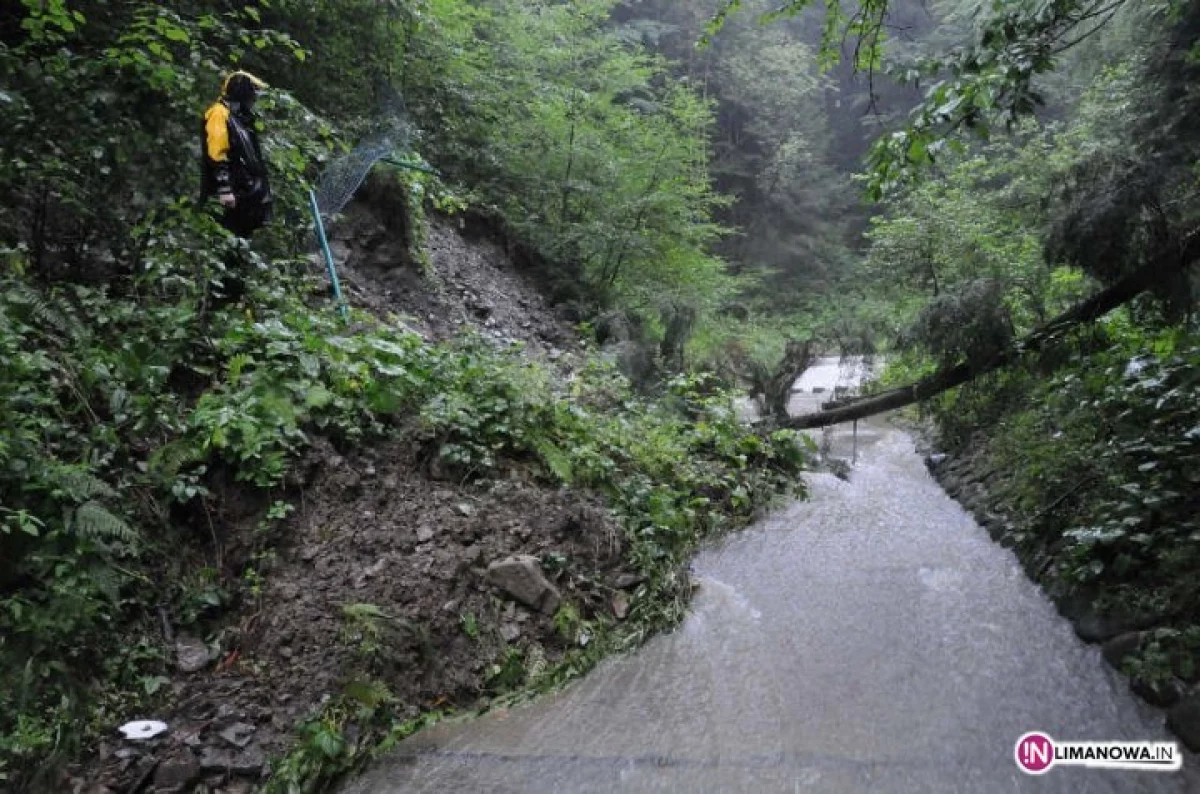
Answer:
top-left (787, 235), bottom-right (1200, 430)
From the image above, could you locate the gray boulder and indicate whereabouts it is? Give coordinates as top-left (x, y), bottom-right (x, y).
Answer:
top-left (486, 555), bottom-right (562, 615)
top-left (152, 754), bottom-right (200, 791)
top-left (175, 637), bottom-right (211, 673)
top-left (1101, 631), bottom-right (1146, 669)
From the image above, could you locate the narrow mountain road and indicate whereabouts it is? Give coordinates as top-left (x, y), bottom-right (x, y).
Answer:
top-left (344, 362), bottom-right (1197, 793)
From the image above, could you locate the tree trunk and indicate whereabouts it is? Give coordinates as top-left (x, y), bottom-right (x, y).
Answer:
top-left (747, 340), bottom-right (814, 423)
top-left (786, 236), bottom-right (1200, 430)
top-left (560, 115), bottom-right (577, 229)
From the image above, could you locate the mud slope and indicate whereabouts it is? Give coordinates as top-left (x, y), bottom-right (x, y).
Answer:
top-left (330, 203), bottom-right (580, 355)
top-left (72, 211), bottom-right (622, 794)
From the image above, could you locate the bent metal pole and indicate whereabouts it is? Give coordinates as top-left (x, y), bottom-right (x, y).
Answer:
top-left (308, 188), bottom-right (349, 323)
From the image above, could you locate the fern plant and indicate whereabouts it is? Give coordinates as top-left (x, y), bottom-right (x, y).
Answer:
top-left (51, 467), bottom-right (116, 503)
top-left (71, 501), bottom-right (137, 549)
top-left (3, 280), bottom-right (86, 346)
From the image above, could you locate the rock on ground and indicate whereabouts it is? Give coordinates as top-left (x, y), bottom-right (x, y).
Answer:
top-left (486, 555), bottom-right (562, 615)
top-left (152, 753), bottom-right (201, 791)
top-left (174, 637), bottom-right (212, 673)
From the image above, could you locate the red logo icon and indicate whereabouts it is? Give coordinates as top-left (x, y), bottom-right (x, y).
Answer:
top-left (1015, 732), bottom-right (1055, 775)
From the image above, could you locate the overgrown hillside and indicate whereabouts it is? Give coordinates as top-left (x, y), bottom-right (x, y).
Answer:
top-left (786, 0), bottom-right (1200, 746)
top-left (0, 2), bottom-right (816, 790)
top-left (13, 0), bottom-right (1200, 785)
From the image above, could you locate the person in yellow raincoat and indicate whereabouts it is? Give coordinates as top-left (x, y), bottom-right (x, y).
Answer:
top-left (201, 71), bottom-right (273, 238)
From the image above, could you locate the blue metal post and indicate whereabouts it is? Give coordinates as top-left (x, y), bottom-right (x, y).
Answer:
top-left (308, 189), bottom-right (349, 323)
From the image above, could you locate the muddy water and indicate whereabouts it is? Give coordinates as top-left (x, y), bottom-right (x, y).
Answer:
top-left (343, 359), bottom-right (1197, 793)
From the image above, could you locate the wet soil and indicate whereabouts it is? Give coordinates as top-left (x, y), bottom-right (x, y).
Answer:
top-left (331, 203), bottom-right (580, 356)
top-left (66, 209), bottom-right (619, 794)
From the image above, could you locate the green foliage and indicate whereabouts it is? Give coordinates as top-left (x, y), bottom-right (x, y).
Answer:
top-left (552, 603), bottom-right (586, 644)
top-left (339, 603), bottom-right (413, 666)
top-left (263, 692), bottom-right (442, 794)
top-left (459, 612), bottom-right (479, 639)
top-left (402, 0), bottom-right (741, 333)
top-left (1039, 335), bottom-right (1200, 594)
top-left (933, 321), bottom-right (1200, 682)
top-left (486, 647), bottom-right (528, 693)
top-left (0, 0), bottom-right (817, 786)
top-left (860, 119), bottom-right (1097, 356)
top-left (621, 0), bottom-right (860, 321)
top-left (1123, 627), bottom-right (1200, 688)
top-left (706, 0), bottom-right (1174, 200)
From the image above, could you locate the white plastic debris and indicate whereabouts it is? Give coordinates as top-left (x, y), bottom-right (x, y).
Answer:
top-left (119, 720), bottom-right (168, 741)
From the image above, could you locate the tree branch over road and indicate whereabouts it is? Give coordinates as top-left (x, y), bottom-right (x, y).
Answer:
top-left (787, 232), bottom-right (1200, 430)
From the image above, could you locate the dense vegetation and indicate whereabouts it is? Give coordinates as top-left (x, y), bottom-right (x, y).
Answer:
top-left (0, 0), bottom-right (814, 788)
top-left (7, 0), bottom-right (1200, 786)
top-left (617, 0), bottom-right (885, 359)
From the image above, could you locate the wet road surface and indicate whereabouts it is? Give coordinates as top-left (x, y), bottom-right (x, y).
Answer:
top-left (344, 361), bottom-right (1196, 793)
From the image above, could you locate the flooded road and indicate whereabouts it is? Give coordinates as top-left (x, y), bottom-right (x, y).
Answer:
top-left (344, 359), bottom-right (1196, 793)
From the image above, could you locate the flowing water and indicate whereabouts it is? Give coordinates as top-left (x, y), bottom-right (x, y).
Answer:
top-left (343, 358), bottom-right (1197, 793)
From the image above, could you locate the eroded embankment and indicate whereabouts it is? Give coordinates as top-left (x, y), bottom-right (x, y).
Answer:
top-left (64, 207), bottom-right (805, 794)
top-left (339, 421), bottom-right (1196, 794)
top-left (70, 206), bottom-right (602, 794)
top-left (922, 434), bottom-right (1200, 753)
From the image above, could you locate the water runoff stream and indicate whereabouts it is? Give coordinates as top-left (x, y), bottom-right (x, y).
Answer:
top-left (343, 357), bottom-right (1197, 793)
